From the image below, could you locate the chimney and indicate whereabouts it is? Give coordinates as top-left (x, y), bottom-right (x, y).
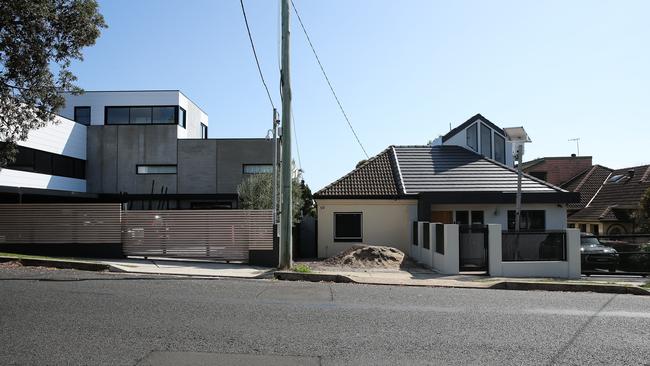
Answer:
top-left (571, 153), bottom-right (576, 157)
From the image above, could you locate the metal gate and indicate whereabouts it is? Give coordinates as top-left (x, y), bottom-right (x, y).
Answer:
top-left (459, 225), bottom-right (488, 272)
top-left (122, 209), bottom-right (274, 261)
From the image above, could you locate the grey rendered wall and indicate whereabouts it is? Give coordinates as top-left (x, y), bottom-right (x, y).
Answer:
top-left (215, 139), bottom-right (275, 194)
top-left (86, 125), bottom-right (178, 194)
top-left (178, 140), bottom-right (218, 194)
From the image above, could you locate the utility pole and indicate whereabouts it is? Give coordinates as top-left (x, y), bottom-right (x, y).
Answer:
top-left (272, 108), bottom-right (279, 224)
top-left (279, 0), bottom-right (292, 269)
top-left (514, 145), bottom-right (523, 232)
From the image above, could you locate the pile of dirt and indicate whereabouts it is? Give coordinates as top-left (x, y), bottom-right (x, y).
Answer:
top-left (324, 245), bottom-right (406, 269)
top-left (0, 260), bottom-right (23, 269)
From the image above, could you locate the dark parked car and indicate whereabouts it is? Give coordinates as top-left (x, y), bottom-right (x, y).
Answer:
top-left (581, 234), bottom-right (619, 272)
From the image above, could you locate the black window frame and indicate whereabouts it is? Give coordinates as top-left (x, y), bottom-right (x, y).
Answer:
top-left (201, 123), bottom-right (208, 139)
top-left (104, 105), bottom-right (181, 126)
top-left (471, 210), bottom-right (484, 225)
top-left (455, 210), bottom-right (469, 225)
top-left (135, 164), bottom-right (178, 175)
top-left (480, 123), bottom-right (492, 158)
top-left (466, 122), bottom-right (478, 151)
top-left (507, 210), bottom-right (546, 232)
top-left (334, 212), bottom-right (363, 242)
top-left (74, 106), bottom-right (91, 126)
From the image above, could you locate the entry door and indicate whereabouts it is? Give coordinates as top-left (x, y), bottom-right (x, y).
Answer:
top-left (431, 211), bottom-right (453, 224)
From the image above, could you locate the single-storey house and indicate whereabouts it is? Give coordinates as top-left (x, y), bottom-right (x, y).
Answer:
top-left (314, 115), bottom-right (579, 258)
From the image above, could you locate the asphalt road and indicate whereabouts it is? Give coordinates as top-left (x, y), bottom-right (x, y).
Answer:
top-left (1, 267), bottom-right (649, 366)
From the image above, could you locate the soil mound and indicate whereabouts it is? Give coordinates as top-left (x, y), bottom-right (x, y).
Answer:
top-left (324, 245), bottom-right (405, 269)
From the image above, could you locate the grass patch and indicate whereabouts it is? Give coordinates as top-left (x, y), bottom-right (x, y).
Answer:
top-left (292, 263), bottom-right (312, 273)
top-left (643, 281), bottom-right (650, 289)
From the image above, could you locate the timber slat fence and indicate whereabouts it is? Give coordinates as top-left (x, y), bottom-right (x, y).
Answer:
top-left (0, 204), bottom-right (274, 262)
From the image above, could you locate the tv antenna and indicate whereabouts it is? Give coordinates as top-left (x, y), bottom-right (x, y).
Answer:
top-left (568, 138), bottom-right (580, 156)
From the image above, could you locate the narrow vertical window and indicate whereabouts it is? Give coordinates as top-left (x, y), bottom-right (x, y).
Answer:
top-left (74, 106), bottom-right (91, 126)
top-left (494, 133), bottom-right (506, 164)
top-left (466, 123), bottom-right (478, 151)
top-left (178, 107), bottom-right (186, 128)
top-left (480, 123), bottom-right (492, 158)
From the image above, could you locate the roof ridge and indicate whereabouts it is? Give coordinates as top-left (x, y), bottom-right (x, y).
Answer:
top-left (390, 146), bottom-right (406, 194)
top-left (574, 165), bottom-right (599, 192)
top-left (585, 171), bottom-right (612, 208)
top-left (641, 166), bottom-right (650, 182)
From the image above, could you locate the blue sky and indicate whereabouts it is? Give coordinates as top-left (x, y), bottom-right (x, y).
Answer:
top-left (71, 0), bottom-right (650, 190)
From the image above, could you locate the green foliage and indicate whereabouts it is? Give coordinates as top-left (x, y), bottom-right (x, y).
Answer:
top-left (299, 179), bottom-right (316, 218)
top-left (292, 263), bottom-right (312, 273)
top-left (237, 173), bottom-right (305, 223)
top-left (0, 0), bottom-right (107, 165)
top-left (637, 188), bottom-right (650, 233)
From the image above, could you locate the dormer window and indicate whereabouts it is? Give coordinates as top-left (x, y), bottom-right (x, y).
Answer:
top-left (480, 123), bottom-right (492, 158)
top-left (466, 123), bottom-right (478, 151)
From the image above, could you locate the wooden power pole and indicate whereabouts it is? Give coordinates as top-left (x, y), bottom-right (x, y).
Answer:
top-left (279, 0), bottom-right (293, 269)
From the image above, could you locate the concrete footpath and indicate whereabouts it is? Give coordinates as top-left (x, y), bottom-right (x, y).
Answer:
top-left (1, 252), bottom-right (648, 295)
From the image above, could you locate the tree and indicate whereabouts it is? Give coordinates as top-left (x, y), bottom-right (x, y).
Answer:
top-left (237, 173), bottom-right (304, 223)
top-left (636, 187), bottom-right (650, 233)
top-left (299, 179), bottom-right (315, 218)
top-left (0, 0), bottom-right (107, 165)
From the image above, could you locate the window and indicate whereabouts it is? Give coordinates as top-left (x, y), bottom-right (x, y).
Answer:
top-left (579, 224), bottom-right (587, 233)
top-left (243, 164), bottom-right (273, 174)
top-left (74, 106), bottom-right (91, 125)
top-left (466, 123), bottom-right (478, 151)
top-left (106, 107), bottom-right (130, 124)
top-left (201, 123), bottom-right (208, 139)
top-left (105, 106), bottom-right (181, 125)
top-left (455, 211), bottom-right (469, 225)
top-left (480, 123), bottom-right (492, 158)
top-left (152, 107), bottom-right (176, 124)
top-left (136, 165), bottom-right (177, 174)
top-left (591, 224), bottom-right (600, 236)
top-left (334, 213), bottom-right (362, 242)
top-left (507, 210), bottom-right (546, 232)
top-left (178, 107), bottom-right (186, 128)
top-left (471, 211), bottom-right (484, 225)
top-left (494, 133), bottom-right (506, 164)
top-left (529, 171), bottom-right (548, 181)
top-left (130, 107), bottom-right (152, 124)
top-left (1, 144), bottom-right (85, 179)
top-left (568, 223), bottom-right (576, 228)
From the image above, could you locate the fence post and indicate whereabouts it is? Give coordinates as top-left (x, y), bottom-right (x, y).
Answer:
top-left (442, 224), bottom-right (459, 275)
top-left (487, 224), bottom-right (502, 277)
top-left (566, 228), bottom-right (581, 279)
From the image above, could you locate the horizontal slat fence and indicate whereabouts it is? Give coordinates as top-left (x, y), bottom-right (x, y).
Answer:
top-left (122, 210), bottom-right (274, 260)
top-left (0, 203), bottom-right (122, 244)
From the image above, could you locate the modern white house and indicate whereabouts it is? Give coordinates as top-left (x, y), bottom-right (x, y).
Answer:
top-left (314, 114), bottom-right (581, 278)
top-left (0, 90), bottom-right (276, 209)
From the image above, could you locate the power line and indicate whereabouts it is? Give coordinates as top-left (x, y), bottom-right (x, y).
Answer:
top-left (239, 0), bottom-right (275, 109)
top-left (290, 0), bottom-right (369, 159)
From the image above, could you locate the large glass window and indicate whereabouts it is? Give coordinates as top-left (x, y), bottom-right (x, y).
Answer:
top-left (334, 213), bottom-right (362, 242)
top-left (106, 106), bottom-right (180, 125)
top-left (152, 107), bottom-right (176, 124)
top-left (466, 123), bottom-right (478, 151)
top-left (178, 107), bottom-right (186, 128)
top-left (507, 210), bottom-right (546, 232)
top-left (1, 144), bottom-right (85, 179)
top-left (136, 165), bottom-right (177, 174)
top-left (494, 133), bottom-right (506, 164)
top-left (106, 107), bottom-right (130, 124)
top-left (481, 123), bottom-right (492, 158)
top-left (74, 106), bottom-right (91, 125)
top-left (130, 107), bottom-right (152, 124)
top-left (243, 164), bottom-right (273, 174)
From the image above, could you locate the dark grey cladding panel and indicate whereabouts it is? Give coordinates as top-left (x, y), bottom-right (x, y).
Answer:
top-left (394, 145), bottom-right (562, 194)
top-left (178, 139), bottom-right (218, 194)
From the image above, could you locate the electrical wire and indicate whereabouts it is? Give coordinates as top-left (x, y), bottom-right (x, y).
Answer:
top-left (239, 0), bottom-right (275, 109)
top-left (290, 0), bottom-right (370, 158)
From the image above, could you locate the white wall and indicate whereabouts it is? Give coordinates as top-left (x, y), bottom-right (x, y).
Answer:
top-left (316, 199), bottom-right (417, 258)
top-left (429, 203), bottom-right (567, 231)
top-left (59, 91), bottom-right (207, 139)
top-left (19, 115), bottom-right (86, 159)
top-left (0, 169), bottom-right (86, 192)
